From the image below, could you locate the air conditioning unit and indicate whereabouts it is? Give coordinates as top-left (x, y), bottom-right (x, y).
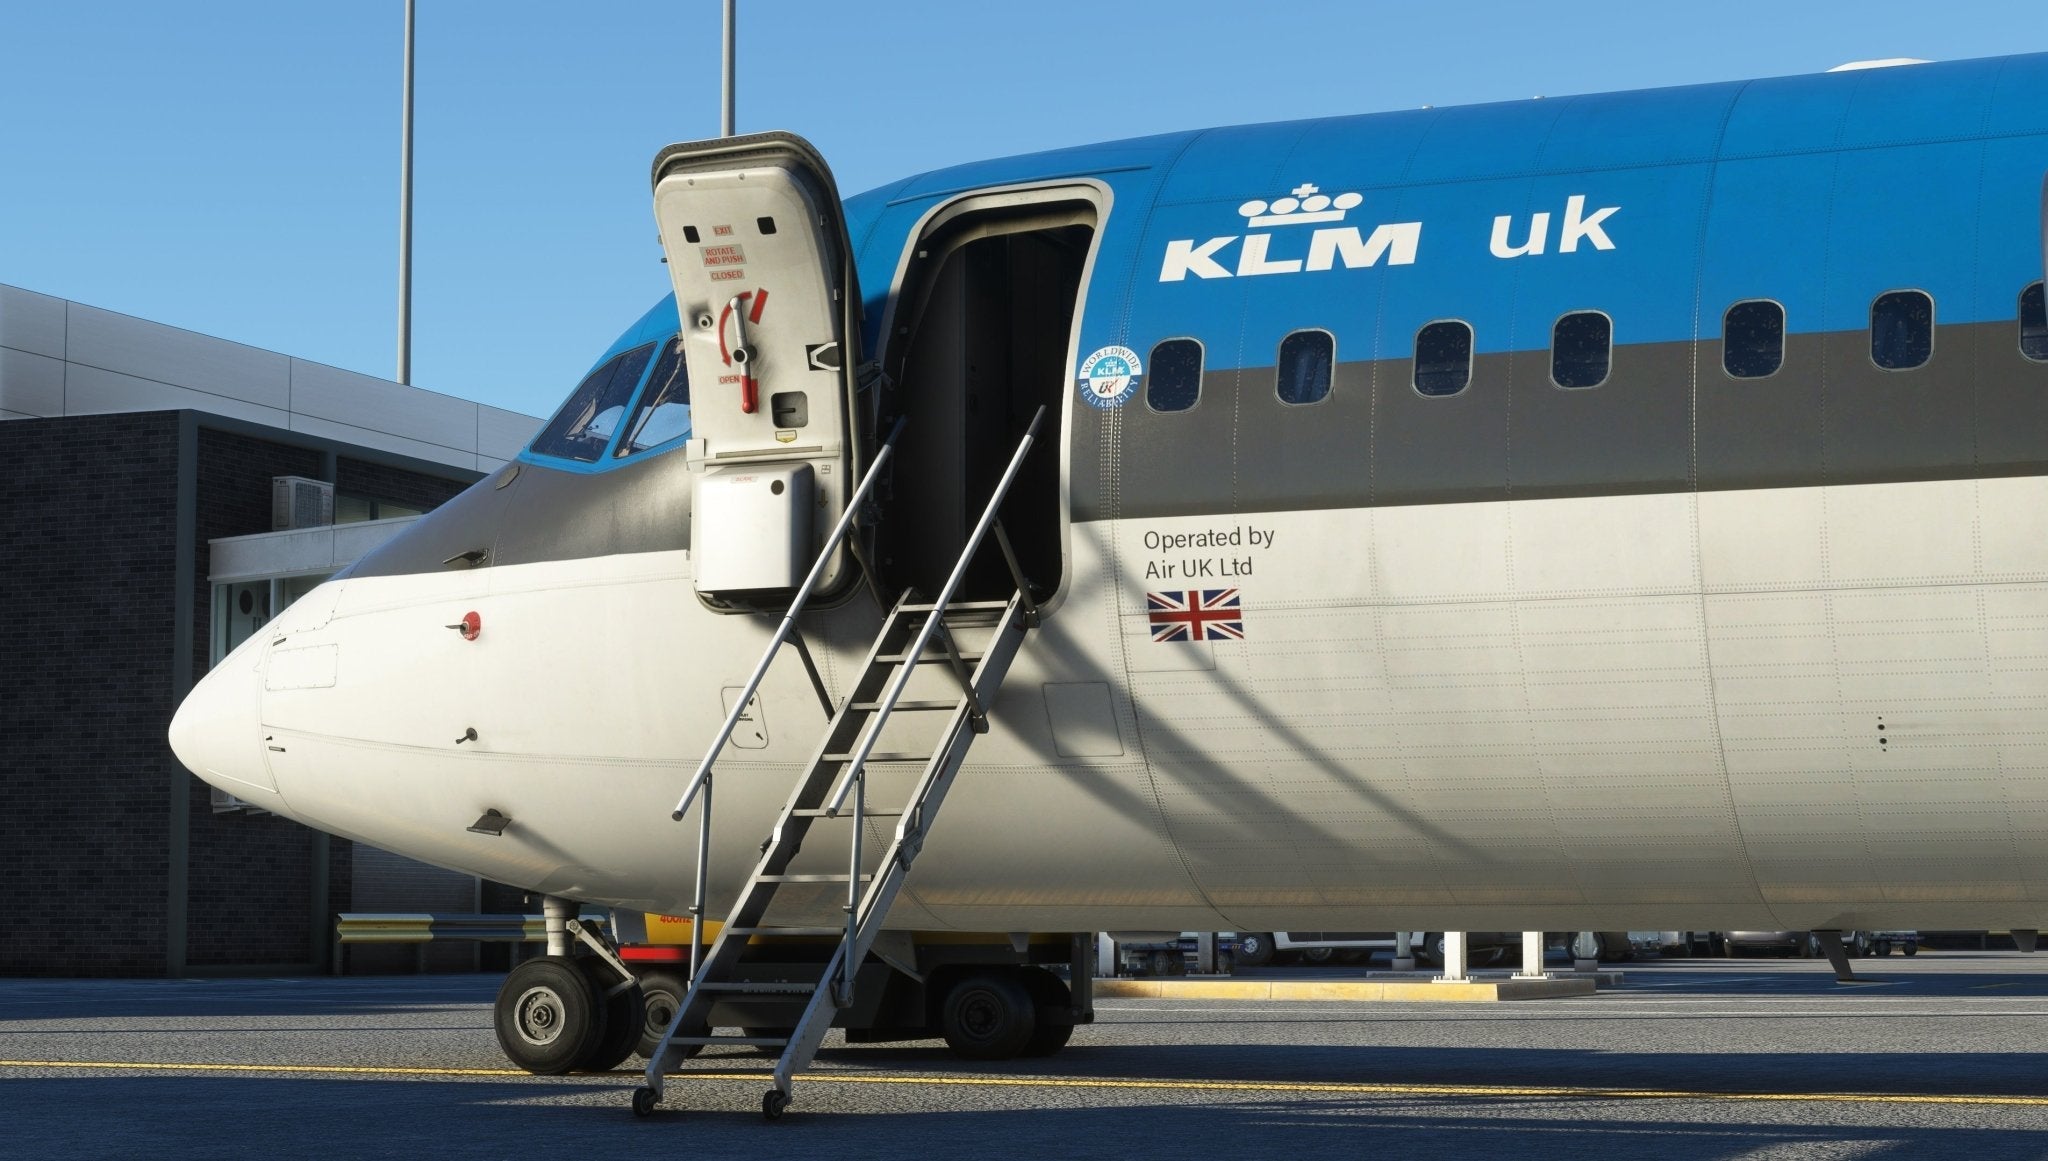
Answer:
top-left (209, 786), bottom-right (270, 816)
top-left (272, 476), bottom-right (335, 530)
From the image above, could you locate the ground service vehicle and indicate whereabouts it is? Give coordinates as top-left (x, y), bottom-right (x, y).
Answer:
top-left (582, 913), bottom-right (1090, 1067)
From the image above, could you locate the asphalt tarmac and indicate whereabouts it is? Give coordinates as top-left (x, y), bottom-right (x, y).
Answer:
top-left (5, 952), bottom-right (2048, 1159)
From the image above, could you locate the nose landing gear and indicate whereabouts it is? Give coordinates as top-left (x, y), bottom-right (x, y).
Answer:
top-left (492, 896), bottom-right (646, 1075)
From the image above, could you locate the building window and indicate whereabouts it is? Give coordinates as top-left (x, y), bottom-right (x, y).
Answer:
top-left (1551, 311), bottom-right (1611, 389)
top-left (211, 574), bottom-right (326, 666)
top-left (616, 337), bottom-right (692, 456)
top-left (529, 343), bottom-right (656, 461)
top-left (2021, 282), bottom-right (2048, 362)
top-left (1871, 290), bottom-right (1933, 370)
top-left (1147, 338), bottom-right (1203, 412)
top-left (1722, 300), bottom-right (1785, 379)
top-left (335, 495), bottom-right (425, 524)
top-left (1276, 330), bottom-right (1334, 405)
top-left (215, 582), bottom-right (270, 664)
top-left (1414, 320), bottom-right (1473, 397)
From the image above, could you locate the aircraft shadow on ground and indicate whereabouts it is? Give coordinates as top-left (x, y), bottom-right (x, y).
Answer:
top-left (0, 1074), bottom-right (2041, 1159)
top-left (789, 1039), bottom-right (2048, 1098)
top-left (0, 977), bottom-right (502, 1022)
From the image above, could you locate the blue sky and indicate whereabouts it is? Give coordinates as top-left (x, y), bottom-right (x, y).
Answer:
top-left (1, 1), bottom-right (2038, 420)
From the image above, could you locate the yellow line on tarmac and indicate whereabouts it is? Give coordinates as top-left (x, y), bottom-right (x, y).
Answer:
top-left (4, 1059), bottom-right (2047, 1108)
top-left (0, 1059), bottom-right (530, 1078)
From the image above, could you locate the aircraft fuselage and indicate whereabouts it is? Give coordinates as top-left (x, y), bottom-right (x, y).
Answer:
top-left (173, 53), bottom-right (2048, 936)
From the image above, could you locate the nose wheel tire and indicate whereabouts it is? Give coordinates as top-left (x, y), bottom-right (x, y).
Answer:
top-left (576, 958), bottom-right (645, 1073)
top-left (494, 957), bottom-right (607, 1075)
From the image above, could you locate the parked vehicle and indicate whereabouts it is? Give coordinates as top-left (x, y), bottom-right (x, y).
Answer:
top-left (1721, 931), bottom-right (1812, 957)
top-left (1631, 931), bottom-right (1712, 957)
top-left (1117, 937), bottom-right (1194, 977)
top-left (1717, 930), bottom-right (1918, 958)
top-left (1560, 931), bottom-right (1638, 963)
top-left (1232, 931), bottom-right (1523, 968)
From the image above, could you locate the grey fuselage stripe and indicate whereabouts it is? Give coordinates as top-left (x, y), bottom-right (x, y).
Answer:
top-left (1074, 319), bottom-right (2048, 521)
top-left (354, 318), bottom-right (2047, 580)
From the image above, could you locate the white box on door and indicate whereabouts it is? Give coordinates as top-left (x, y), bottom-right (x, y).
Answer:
top-left (693, 463), bottom-right (814, 593)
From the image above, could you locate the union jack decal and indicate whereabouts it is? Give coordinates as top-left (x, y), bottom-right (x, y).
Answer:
top-left (1147, 589), bottom-right (1245, 643)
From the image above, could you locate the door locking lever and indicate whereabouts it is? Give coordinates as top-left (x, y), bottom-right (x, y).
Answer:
top-left (719, 291), bottom-right (765, 414)
top-left (455, 727), bottom-right (478, 745)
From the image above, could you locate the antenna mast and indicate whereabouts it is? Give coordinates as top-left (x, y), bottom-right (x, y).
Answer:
top-left (721, 0), bottom-right (736, 137)
top-left (397, 0), bottom-right (415, 384)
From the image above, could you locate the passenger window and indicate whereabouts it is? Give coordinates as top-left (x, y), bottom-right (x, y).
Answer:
top-left (529, 343), bottom-right (656, 462)
top-left (1414, 320), bottom-right (1472, 397)
top-left (1147, 338), bottom-right (1203, 412)
top-left (2021, 282), bottom-right (2048, 362)
top-left (1722, 300), bottom-right (1785, 379)
top-left (1276, 330), bottom-right (1333, 405)
top-left (615, 338), bottom-right (691, 457)
top-left (1551, 311), bottom-right (1610, 389)
top-left (1871, 290), bottom-right (1933, 370)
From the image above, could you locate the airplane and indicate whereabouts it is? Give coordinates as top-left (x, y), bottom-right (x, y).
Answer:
top-left (170, 51), bottom-right (2048, 1117)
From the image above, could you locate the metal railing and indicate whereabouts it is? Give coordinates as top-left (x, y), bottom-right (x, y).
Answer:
top-left (669, 418), bottom-right (904, 983)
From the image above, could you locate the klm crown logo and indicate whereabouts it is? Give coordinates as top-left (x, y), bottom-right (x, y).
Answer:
top-left (1160, 182), bottom-right (1418, 282)
top-left (1238, 183), bottom-right (1365, 228)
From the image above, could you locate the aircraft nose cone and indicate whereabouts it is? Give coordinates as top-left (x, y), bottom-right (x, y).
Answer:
top-left (169, 649), bottom-right (277, 800)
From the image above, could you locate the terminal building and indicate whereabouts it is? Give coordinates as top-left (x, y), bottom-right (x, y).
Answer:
top-left (0, 283), bottom-right (542, 977)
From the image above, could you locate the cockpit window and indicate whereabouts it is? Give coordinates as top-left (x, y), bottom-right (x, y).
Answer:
top-left (528, 343), bottom-right (656, 462)
top-left (616, 337), bottom-right (691, 457)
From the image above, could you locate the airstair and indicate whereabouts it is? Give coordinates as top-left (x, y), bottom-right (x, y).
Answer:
top-left (634, 408), bottom-right (1046, 1119)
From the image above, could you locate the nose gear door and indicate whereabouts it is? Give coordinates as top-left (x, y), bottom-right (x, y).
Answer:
top-left (652, 132), bottom-right (864, 599)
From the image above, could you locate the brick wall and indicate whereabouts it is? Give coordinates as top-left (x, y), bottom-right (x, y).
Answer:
top-left (0, 414), bottom-right (181, 976)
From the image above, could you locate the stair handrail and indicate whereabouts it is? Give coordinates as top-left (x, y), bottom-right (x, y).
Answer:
top-left (671, 417), bottom-right (905, 823)
top-left (822, 406), bottom-right (1045, 816)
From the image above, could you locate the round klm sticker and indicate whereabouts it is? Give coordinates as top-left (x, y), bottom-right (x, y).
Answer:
top-left (1077, 345), bottom-right (1142, 409)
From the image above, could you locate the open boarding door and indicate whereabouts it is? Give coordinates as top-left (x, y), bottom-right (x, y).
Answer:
top-left (652, 132), bottom-right (864, 601)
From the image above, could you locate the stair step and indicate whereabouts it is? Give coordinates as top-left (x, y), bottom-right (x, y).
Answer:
top-left (722, 926), bottom-right (846, 936)
top-left (696, 981), bottom-right (818, 994)
top-left (876, 651), bottom-right (985, 664)
top-left (848, 699), bottom-right (958, 711)
top-left (901, 600), bottom-right (1012, 612)
top-left (789, 808), bottom-right (904, 818)
top-left (823, 751), bottom-right (930, 764)
top-left (672, 1035), bottom-right (789, 1047)
top-left (754, 873), bottom-right (873, 883)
